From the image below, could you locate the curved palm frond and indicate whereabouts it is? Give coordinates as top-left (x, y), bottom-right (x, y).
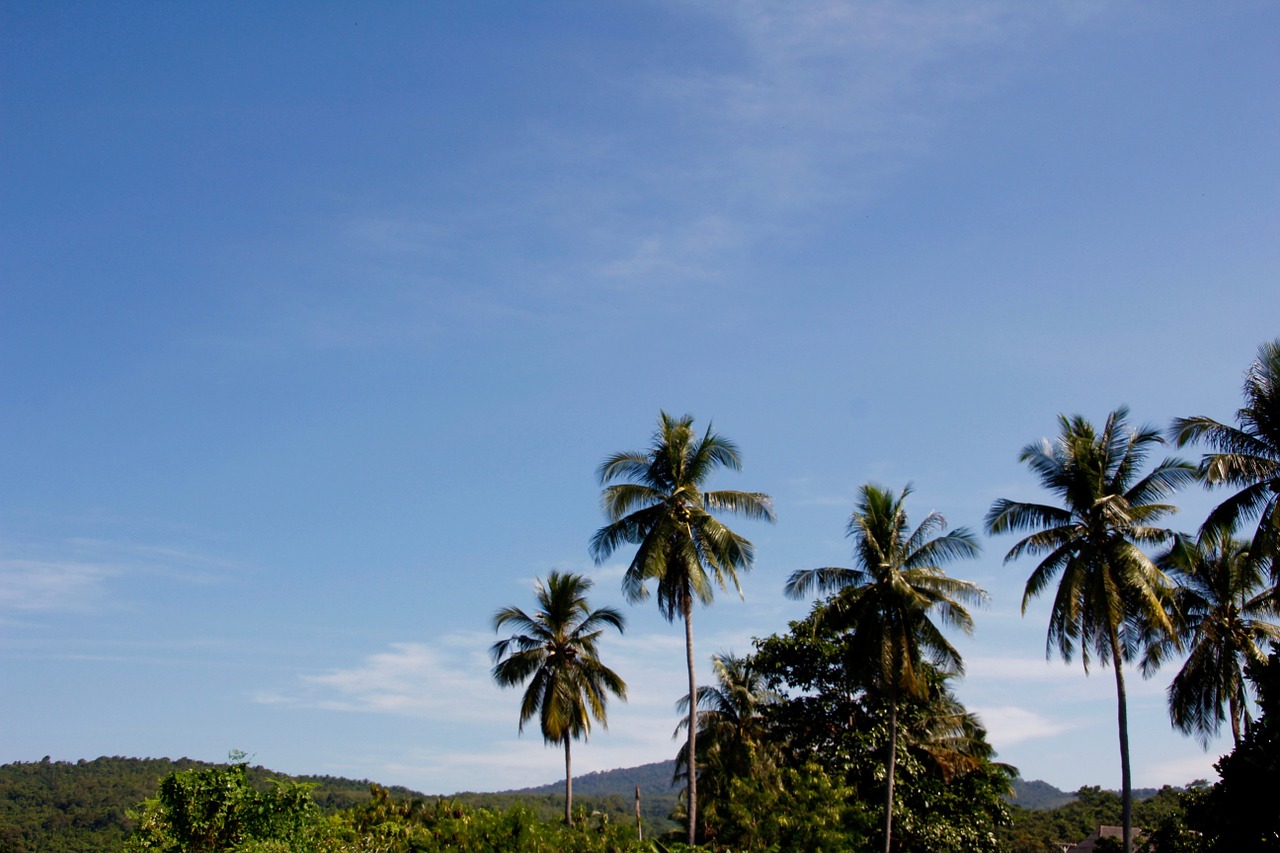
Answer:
top-left (1151, 531), bottom-right (1280, 746)
top-left (1173, 339), bottom-right (1280, 577)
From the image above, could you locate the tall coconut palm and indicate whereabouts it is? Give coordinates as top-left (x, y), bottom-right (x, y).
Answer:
top-left (785, 482), bottom-right (986, 853)
top-left (673, 653), bottom-right (780, 841)
top-left (590, 411), bottom-right (775, 845)
top-left (1147, 530), bottom-right (1280, 746)
top-left (491, 571), bottom-right (627, 826)
top-left (985, 407), bottom-right (1196, 853)
top-left (1171, 338), bottom-right (1280, 579)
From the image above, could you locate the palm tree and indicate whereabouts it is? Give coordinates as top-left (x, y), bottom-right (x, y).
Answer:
top-left (491, 571), bottom-right (627, 826)
top-left (785, 482), bottom-right (986, 853)
top-left (904, 670), bottom-right (1006, 783)
top-left (590, 411), bottom-right (775, 845)
top-left (673, 653), bottom-right (780, 842)
top-left (985, 407), bottom-right (1196, 853)
top-left (1147, 530), bottom-right (1280, 746)
top-left (1171, 338), bottom-right (1280, 579)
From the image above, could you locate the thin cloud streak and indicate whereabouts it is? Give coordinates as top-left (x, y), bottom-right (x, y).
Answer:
top-left (0, 559), bottom-right (118, 613)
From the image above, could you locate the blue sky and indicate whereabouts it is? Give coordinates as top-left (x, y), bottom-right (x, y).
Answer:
top-left (2, 1), bottom-right (1278, 795)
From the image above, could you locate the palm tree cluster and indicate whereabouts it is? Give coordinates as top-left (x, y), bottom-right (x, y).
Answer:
top-left (486, 339), bottom-right (1280, 852)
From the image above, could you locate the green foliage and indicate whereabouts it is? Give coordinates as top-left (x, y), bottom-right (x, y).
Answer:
top-left (0, 756), bottom-right (211, 853)
top-left (1150, 530), bottom-right (1280, 746)
top-left (330, 784), bottom-right (652, 852)
top-left (1002, 785), bottom-right (1191, 853)
top-left (1172, 337), bottom-right (1280, 577)
top-left (1181, 649), bottom-right (1280, 851)
top-left (737, 616), bottom-right (1014, 853)
top-left (705, 760), bottom-right (874, 852)
top-left (123, 756), bottom-right (328, 852)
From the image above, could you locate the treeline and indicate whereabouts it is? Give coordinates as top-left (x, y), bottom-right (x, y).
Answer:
top-left (0, 756), bottom-right (205, 852)
top-left (0, 756), bottom-right (416, 853)
top-left (0, 755), bottom-right (673, 852)
top-left (1002, 785), bottom-right (1188, 852)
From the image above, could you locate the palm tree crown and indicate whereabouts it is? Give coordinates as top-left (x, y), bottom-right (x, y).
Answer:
top-left (674, 653), bottom-right (780, 784)
top-left (1172, 338), bottom-right (1280, 578)
top-left (785, 483), bottom-right (986, 696)
top-left (786, 482), bottom-right (986, 853)
top-left (491, 571), bottom-right (627, 825)
top-left (590, 411), bottom-right (775, 616)
top-left (1150, 530), bottom-right (1280, 747)
top-left (985, 406), bottom-right (1196, 853)
top-left (590, 411), bottom-right (774, 845)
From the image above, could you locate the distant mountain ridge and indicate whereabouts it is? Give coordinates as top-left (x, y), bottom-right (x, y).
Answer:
top-left (497, 759), bottom-right (1166, 812)
top-left (499, 759), bottom-right (679, 797)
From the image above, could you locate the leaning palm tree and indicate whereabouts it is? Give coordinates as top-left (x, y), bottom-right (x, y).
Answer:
top-left (673, 653), bottom-right (780, 842)
top-left (785, 482), bottom-right (986, 853)
top-left (985, 407), bottom-right (1196, 853)
top-left (491, 571), bottom-right (627, 826)
top-left (1171, 338), bottom-right (1280, 579)
top-left (590, 411), bottom-right (775, 845)
top-left (1147, 530), bottom-right (1280, 747)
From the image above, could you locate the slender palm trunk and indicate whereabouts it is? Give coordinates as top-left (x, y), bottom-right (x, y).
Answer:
top-left (1229, 689), bottom-right (1242, 746)
top-left (683, 592), bottom-right (698, 847)
top-left (883, 696), bottom-right (898, 853)
top-left (1110, 633), bottom-right (1133, 853)
top-left (564, 739), bottom-right (573, 827)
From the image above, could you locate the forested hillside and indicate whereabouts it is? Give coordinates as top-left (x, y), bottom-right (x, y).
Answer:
top-left (0, 756), bottom-right (422, 853)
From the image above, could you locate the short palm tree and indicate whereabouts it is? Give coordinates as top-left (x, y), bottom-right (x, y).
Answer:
top-left (673, 653), bottom-right (780, 841)
top-left (491, 571), bottom-right (627, 826)
top-left (985, 407), bottom-right (1196, 853)
top-left (590, 411), bottom-right (775, 846)
top-left (1171, 338), bottom-right (1280, 579)
top-left (1148, 530), bottom-right (1280, 746)
top-left (786, 482), bottom-right (986, 853)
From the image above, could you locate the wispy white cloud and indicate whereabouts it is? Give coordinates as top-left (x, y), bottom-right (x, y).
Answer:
top-left (0, 533), bottom-right (245, 618)
top-left (0, 559), bottom-right (118, 613)
top-left (972, 704), bottom-right (1075, 746)
top-left (261, 640), bottom-right (507, 723)
top-left (262, 625), bottom-right (749, 792)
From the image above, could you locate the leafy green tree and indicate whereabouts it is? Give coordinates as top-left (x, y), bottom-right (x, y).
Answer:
top-left (712, 759), bottom-right (876, 852)
top-left (786, 482), bottom-right (986, 853)
top-left (673, 653), bottom-right (780, 843)
top-left (590, 411), bottom-right (775, 845)
top-left (1149, 530), bottom-right (1280, 746)
top-left (752, 615), bottom-right (1013, 853)
top-left (491, 571), bottom-right (628, 827)
top-left (1172, 338), bottom-right (1280, 579)
top-left (986, 407), bottom-right (1196, 853)
top-left (124, 755), bottom-right (326, 852)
